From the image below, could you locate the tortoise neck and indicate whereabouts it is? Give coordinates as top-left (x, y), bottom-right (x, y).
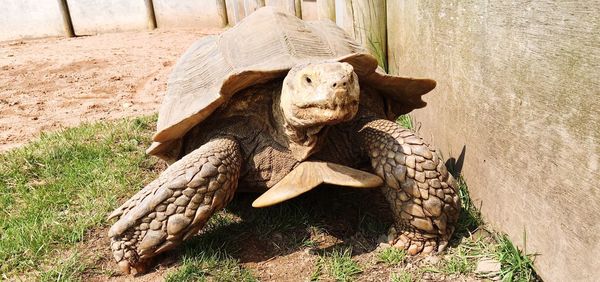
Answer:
top-left (272, 91), bottom-right (325, 161)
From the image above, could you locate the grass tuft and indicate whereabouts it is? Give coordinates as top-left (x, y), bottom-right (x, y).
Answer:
top-left (396, 115), bottom-right (413, 130)
top-left (496, 235), bottom-right (537, 282)
top-left (390, 271), bottom-right (412, 282)
top-left (314, 248), bottom-right (362, 282)
top-left (377, 247), bottom-right (406, 265)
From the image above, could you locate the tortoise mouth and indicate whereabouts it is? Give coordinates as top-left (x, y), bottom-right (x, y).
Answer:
top-left (291, 100), bottom-right (359, 126)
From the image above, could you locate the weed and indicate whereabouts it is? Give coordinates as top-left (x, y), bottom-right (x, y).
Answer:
top-left (496, 234), bottom-right (537, 282)
top-left (315, 248), bottom-right (362, 281)
top-left (397, 115), bottom-right (413, 130)
top-left (377, 247), bottom-right (406, 265)
top-left (390, 271), bottom-right (412, 282)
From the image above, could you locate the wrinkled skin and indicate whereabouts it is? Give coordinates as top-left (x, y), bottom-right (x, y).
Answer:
top-left (108, 62), bottom-right (460, 274)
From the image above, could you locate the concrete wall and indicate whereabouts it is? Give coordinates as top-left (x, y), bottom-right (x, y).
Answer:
top-left (0, 0), bottom-right (66, 41)
top-left (153, 0), bottom-right (226, 29)
top-left (68, 0), bottom-right (148, 35)
top-left (387, 1), bottom-right (600, 281)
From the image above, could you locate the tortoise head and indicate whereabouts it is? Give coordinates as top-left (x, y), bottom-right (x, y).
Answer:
top-left (280, 62), bottom-right (360, 128)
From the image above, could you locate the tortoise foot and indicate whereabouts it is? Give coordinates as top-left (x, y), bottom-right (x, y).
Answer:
top-left (387, 226), bottom-right (448, 255)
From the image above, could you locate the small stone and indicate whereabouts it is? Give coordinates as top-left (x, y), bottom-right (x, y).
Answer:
top-left (149, 220), bottom-right (162, 230)
top-left (414, 198), bottom-right (421, 204)
top-left (173, 190), bottom-right (182, 197)
top-left (411, 217), bottom-right (435, 232)
top-left (141, 217), bottom-right (151, 223)
top-left (156, 204), bottom-right (166, 212)
top-left (403, 203), bottom-right (425, 217)
top-left (475, 258), bottom-right (501, 278)
top-left (113, 249), bottom-right (124, 261)
top-left (167, 214), bottom-right (192, 235)
top-left (176, 206), bottom-right (185, 213)
top-left (147, 212), bottom-right (156, 219)
top-left (139, 223), bottom-right (149, 231)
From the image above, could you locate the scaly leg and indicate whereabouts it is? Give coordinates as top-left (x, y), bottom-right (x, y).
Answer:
top-left (358, 119), bottom-right (460, 255)
top-left (107, 137), bottom-right (241, 274)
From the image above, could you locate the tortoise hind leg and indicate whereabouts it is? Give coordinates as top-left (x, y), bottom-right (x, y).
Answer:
top-left (358, 119), bottom-right (460, 255)
top-left (107, 137), bottom-right (242, 274)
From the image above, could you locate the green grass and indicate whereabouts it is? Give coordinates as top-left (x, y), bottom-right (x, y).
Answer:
top-left (397, 115), bottom-right (413, 130)
top-left (0, 116), bottom-right (159, 277)
top-left (496, 234), bottom-right (537, 282)
top-left (165, 211), bottom-right (257, 281)
top-left (390, 271), bottom-right (412, 282)
top-left (313, 248), bottom-right (362, 281)
top-left (377, 247), bottom-right (406, 266)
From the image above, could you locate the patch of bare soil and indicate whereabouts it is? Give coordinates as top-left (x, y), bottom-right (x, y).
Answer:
top-left (0, 29), bottom-right (221, 152)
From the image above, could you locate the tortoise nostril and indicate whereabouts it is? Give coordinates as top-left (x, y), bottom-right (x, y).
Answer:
top-left (332, 82), bottom-right (337, 88)
top-left (342, 82), bottom-right (347, 86)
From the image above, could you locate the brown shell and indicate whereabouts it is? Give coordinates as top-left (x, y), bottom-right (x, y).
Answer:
top-left (148, 7), bottom-right (435, 158)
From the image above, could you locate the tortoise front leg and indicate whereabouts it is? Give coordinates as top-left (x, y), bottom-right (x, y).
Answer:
top-left (107, 137), bottom-right (241, 274)
top-left (358, 119), bottom-right (460, 255)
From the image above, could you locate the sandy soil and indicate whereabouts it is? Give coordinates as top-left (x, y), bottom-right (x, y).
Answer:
top-left (0, 29), bottom-right (221, 152)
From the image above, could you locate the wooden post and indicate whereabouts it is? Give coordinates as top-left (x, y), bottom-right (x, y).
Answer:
top-left (295, 0), bottom-right (302, 18)
top-left (57, 0), bottom-right (75, 37)
top-left (144, 0), bottom-right (157, 29)
top-left (317, 0), bottom-right (335, 21)
top-left (336, 0), bottom-right (387, 70)
top-left (218, 0), bottom-right (229, 26)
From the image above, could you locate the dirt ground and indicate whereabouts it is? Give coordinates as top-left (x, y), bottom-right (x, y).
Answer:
top-left (0, 29), bottom-right (221, 152)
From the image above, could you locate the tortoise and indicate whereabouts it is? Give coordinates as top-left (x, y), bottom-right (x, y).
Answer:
top-left (108, 7), bottom-right (460, 274)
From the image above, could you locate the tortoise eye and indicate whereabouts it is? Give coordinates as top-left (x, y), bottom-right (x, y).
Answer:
top-left (305, 76), bottom-right (312, 84)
